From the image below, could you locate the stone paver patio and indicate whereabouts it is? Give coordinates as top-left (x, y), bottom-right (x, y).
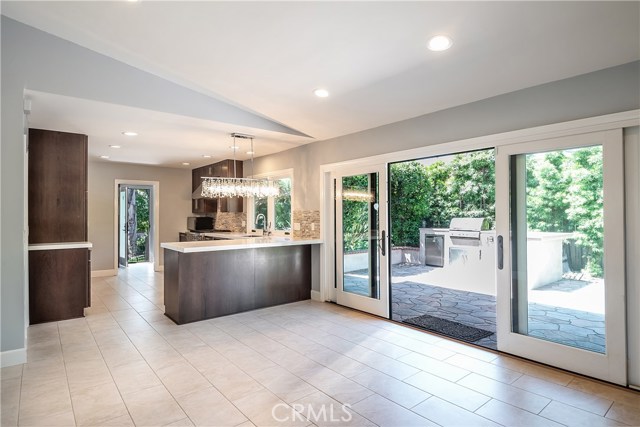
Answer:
top-left (344, 264), bottom-right (605, 353)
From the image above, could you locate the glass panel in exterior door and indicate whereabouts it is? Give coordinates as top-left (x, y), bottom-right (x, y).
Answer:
top-left (342, 173), bottom-right (380, 299)
top-left (510, 145), bottom-right (605, 353)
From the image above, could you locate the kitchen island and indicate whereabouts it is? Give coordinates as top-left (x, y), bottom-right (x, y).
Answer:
top-left (161, 237), bottom-right (321, 324)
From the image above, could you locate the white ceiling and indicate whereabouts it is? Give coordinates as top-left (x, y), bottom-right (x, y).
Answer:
top-left (5, 1), bottom-right (640, 167)
top-left (25, 90), bottom-right (310, 168)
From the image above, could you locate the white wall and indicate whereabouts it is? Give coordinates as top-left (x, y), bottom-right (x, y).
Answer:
top-left (88, 161), bottom-right (191, 271)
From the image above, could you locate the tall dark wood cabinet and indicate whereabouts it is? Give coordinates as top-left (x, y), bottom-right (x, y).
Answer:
top-left (28, 129), bottom-right (91, 324)
top-left (28, 129), bottom-right (88, 244)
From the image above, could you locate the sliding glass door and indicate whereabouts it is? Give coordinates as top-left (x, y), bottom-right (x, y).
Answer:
top-left (495, 130), bottom-right (626, 384)
top-left (334, 164), bottom-right (389, 317)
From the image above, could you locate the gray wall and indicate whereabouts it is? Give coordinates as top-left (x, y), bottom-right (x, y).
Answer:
top-left (88, 161), bottom-right (191, 271)
top-left (251, 61), bottom-right (640, 211)
top-left (0, 16), bottom-right (298, 356)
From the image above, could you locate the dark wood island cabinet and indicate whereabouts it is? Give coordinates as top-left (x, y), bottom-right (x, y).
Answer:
top-left (162, 238), bottom-right (319, 324)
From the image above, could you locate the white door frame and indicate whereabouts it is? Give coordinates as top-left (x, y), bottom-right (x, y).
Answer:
top-left (495, 129), bottom-right (627, 385)
top-left (332, 164), bottom-right (390, 318)
top-left (113, 180), bottom-right (160, 272)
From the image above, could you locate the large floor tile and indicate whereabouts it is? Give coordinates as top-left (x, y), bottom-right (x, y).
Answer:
top-left (606, 401), bottom-right (640, 426)
top-left (398, 352), bottom-right (469, 382)
top-left (176, 386), bottom-right (248, 427)
top-left (291, 391), bottom-right (376, 427)
top-left (512, 375), bottom-right (613, 415)
top-left (491, 355), bottom-right (574, 385)
top-left (70, 382), bottom-right (129, 426)
top-left (121, 384), bottom-right (187, 426)
top-left (250, 366), bottom-right (318, 404)
top-left (204, 363), bottom-right (265, 402)
top-left (351, 369), bottom-right (430, 409)
top-left (65, 358), bottom-right (114, 394)
top-left (540, 400), bottom-right (624, 426)
top-left (475, 399), bottom-right (564, 427)
top-left (412, 396), bottom-right (501, 427)
top-left (109, 359), bottom-right (162, 395)
top-left (567, 377), bottom-right (640, 408)
top-left (351, 394), bottom-right (437, 427)
top-left (458, 373), bottom-right (551, 413)
top-left (155, 360), bottom-right (211, 398)
top-left (445, 353), bottom-right (522, 384)
top-left (233, 388), bottom-right (311, 427)
top-left (404, 371), bottom-right (489, 412)
top-left (1, 378), bottom-right (21, 426)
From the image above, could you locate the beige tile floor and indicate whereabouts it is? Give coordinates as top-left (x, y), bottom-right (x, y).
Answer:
top-left (2, 263), bottom-right (640, 427)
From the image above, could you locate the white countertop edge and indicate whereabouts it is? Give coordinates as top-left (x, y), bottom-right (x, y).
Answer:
top-left (162, 238), bottom-right (322, 253)
top-left (28, 242), bottom-right (93, 251)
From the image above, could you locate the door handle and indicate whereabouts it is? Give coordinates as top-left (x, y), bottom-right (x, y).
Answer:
top-left (497, 235), bottom-right (504, 270)
top-left (380, 230), bottom-right (386, 257)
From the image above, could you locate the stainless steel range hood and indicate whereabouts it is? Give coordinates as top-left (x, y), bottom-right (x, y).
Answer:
top-left (192, 184), bottom-right (205, 200)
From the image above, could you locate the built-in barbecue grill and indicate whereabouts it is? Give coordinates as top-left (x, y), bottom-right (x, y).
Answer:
top-left (448, 217), bottom-right (489, 246)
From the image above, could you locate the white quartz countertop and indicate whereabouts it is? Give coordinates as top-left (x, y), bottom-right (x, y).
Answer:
top-left (162, 237), bottom-right (322, 253)
top-left (28, 242), bottom-right (93, 251)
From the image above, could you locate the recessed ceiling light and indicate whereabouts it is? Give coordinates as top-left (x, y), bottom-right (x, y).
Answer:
top-left (109, 145), bottom-right (121, 149)
top-left (229, 145), bottom-right (239, 150)
top-left (246, 151), bottom-right (255, 155)
top-left (202, 155), bottom-right (212, 158)
top-left (313, 88), bottom-right (330, 98)
top-left (122, 131), bottom-right (138, 136)
top-left (427, 35), bottom-right (453, 51)
top-left (100, 155), bottom-right (110, 159)
top-left (182, 162), bottom-right (190, 166)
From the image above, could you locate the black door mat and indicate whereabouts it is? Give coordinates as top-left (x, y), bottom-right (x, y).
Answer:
top-left (403, 314), bottom-right (493, 343)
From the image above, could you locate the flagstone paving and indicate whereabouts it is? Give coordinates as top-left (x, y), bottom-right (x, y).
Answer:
top-left (345, 265), bottom-right (605, 353)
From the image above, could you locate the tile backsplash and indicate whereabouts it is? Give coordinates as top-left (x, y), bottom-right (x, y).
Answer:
top-left (293, 210), bottom-right (320, 239)
top-left (213, 212), bottom-right (246, 232)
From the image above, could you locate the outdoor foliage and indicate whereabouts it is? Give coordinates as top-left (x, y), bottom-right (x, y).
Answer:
top-left (389, 150), bottom-right (495, 247)
top-left (133, 189), bottom-right (150, 258)
top-left (342, 146), bottom-right (603, 276)
top-left (342, 174), bottom-right (372, 252)
top-left (526, 146), bottom-right (603, 277)
top-left (253, 177), bottom-right (292, 231)
top-left (275, 178), bottom-right (292, 230)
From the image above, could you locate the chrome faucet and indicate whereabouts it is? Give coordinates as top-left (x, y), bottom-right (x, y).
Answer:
top-left (255, 213), bottom-right (266, 235)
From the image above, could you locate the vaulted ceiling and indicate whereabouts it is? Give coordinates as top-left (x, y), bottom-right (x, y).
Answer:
top-left (3, 1), bottom-right (639, 167)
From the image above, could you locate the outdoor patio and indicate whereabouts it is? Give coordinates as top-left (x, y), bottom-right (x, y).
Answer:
top-left (344, 264), bottom-right (606, 353)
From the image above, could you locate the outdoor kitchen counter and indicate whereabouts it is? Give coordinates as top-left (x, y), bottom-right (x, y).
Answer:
top-left (162, 237), bottom-right (321, 324)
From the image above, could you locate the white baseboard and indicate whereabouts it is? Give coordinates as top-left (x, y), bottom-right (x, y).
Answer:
top-left (311, 290), bottom-right (322, 302)
top-left (1, 348), bottom-right (26, 367)
top-left (91, 269), bottom-right (117, 278)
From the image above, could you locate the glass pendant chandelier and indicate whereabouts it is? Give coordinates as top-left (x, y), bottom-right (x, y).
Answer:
top-left (200, 133), bottom-right (280, 198)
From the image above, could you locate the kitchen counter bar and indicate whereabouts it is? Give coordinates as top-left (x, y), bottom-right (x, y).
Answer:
top-left (161, 236), bottom-right (321, 253)
top-left (162, 238), bottom-right (321, 324)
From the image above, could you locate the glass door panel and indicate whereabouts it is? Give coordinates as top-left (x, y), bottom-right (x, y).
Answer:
top-left (118, 185), bottom-right (128, 268)
top-left (335, 165), bottom-right (389, 317)
top-left (496, 130), bottom-right (626, 385)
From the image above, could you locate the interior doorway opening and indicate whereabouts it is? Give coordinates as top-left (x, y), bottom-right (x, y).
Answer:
top-left (117, 183), bottom-right (155, 269)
